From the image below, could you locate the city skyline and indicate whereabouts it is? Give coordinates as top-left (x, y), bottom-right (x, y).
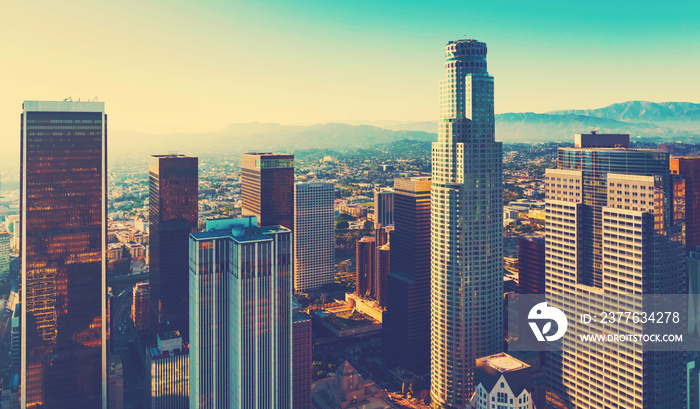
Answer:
top-left (1, 1), bottom-right (699, 159)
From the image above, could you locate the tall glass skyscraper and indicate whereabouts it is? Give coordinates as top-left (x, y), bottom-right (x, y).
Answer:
top-left (241, 153), bottom-right (294, 230)
top-left (189, 217), bottom-right (292, 409)
top-left (430, 40), bottom-right (503, 408)
top-left (21, 100), bottom-right (107, 408)
top-left (149, 154), bottom-right (198, 341)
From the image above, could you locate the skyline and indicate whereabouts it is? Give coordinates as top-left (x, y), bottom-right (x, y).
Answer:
top-left (2, 1), bottom-right (699, 142)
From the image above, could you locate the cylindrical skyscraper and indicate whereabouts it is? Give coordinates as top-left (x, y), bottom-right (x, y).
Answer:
top-left (430, 39), bottom-right (503, 408)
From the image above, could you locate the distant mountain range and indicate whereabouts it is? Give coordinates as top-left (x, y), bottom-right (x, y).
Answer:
top-left (106, 101), bottom-right (700, 157)
top-left (548, 101), bottom-right (700, 122)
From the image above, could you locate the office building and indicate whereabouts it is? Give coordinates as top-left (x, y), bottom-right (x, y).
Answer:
top-left (375, 242), bottom-right (390, 307)
top-left (517, 237), bottom-right (545, 294)
top-left (132, 282), bottom-right (150, 331)
top-left (189, 217), bottom-right (292, 409)
top-left (21, 100), bottom-right (107, 408)
top-left (545, 132), bottom-right (686, 408)
top-left (383, 177), bottom-right (431, 371)
top-left (293, 298), bottom-right (312, 409)
top-left (241, 153), bottom-right (294, 229)
top-left (671, 157), bottom-right (700, 253)
top-left (294, 182), bottom-right (335, 292)
top-left (149, 154), bottom-right (198, 341)
top-left (148, 331), bottom-right (189, 409)
top-left (467, 353), bottom-right (535, 409)
top-left (0, 231), bottom-right (10, 280)
top-left (430, 40), bottom-right (503, 407)
top-left (11, 303), bottom-right (20, 370)
top-left (373, 187), bottom-right (394, 227)
top-left (355, 236), bottom-right (376, 298)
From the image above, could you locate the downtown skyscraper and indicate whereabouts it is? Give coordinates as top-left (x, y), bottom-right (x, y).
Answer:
top-left (189, 217), bottom-right (293, 409)
top-left (430, 40), bottom-right (503, 408)
top-left (241, 153), bottom-right (294, 230)
top-left (294, 182), bottom-right (335, 293)
top-left (149, 154), bottom-right (198, 341)
top-left (21, 101), bottom-right (107, 408)
top-left (383, 177), bottom-right (432, 371)
top-left (545, 133), bottom-right (686, 408)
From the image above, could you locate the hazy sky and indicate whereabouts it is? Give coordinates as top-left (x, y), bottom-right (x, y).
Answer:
top-left (1, 0), bottom-right (699, 144)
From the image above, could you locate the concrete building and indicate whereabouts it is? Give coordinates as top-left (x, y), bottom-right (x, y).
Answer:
top-left (132, 282), bottom-right (150, 331)
top-left (148, 331), bottom-right (189, 409)
top-left (293, 298), bottom-right (312, 409)
top-left (189, 217), bottom-right (292, 409)
top-left (149, 154), bottom-right (198, 341)
top-left (545, 133), bottom-right (686, 408)
top-left (0, 231), bottom-right (10, 280)
top-left (383, 177), bottom-right (432, 371)
top-left (294, 182), bottom-right (335, 292)
top-left (373, 187), bottom-right (394, 227)
top-left (375, 242), bottom-right (390, 307)
top-left (467, 353), bottom-right (536, 409)
top-left (430, 40), bottom-right (503, 407)
top-left (241, 153), bottom-right (294, 230)
top-left (312, 361), bottom-right (399, 409)
top-left (355, 236), bottom-right (376, 299)
top-left (517, 237), bottom-right (545, 294)
top-left (21, 100), bottom-right (107, 408)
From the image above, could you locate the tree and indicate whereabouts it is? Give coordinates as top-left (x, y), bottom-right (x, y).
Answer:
top-left (336, 220), bottom-right (350, 230)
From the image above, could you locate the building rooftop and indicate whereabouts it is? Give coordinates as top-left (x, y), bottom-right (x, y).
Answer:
top-left (159, 330), bottom-right (181, 341)
top-left (191, 216), bottom-right (290, 243)
top-left (23, 100), bottom-right (104, 112)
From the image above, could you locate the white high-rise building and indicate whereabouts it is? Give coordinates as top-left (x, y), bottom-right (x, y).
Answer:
top-left (545, 133), bottom-right (686, 408)
top-left (430, 39), bottom-right (503, 408)
top-left (0, 231), bottom-right (10, 280)
top-left (189, 217), bottom-right (292, 409)
top-left (294, 182), bottom-right (335, 292)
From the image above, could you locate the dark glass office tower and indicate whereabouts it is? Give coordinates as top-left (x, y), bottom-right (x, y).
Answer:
top-left (383, 177), bottom-right (431, 371)
top-left (517, 236), bottom-right (545, 294)
top-left (671, 157), bottom-right (700, 253)
top-left (149, 155), bottom-right (198, 341)
top-left (241, 153), bottom-right (294, 230)
top-left (21, 101), bottom-right (107, 408)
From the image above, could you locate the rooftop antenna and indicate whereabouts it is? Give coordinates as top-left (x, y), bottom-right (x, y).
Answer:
top-left (63, 97), bottom-right (72, 102)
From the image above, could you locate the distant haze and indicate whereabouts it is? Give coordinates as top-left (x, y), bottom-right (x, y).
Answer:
top-left (2, 100), bottom-right (699, 181)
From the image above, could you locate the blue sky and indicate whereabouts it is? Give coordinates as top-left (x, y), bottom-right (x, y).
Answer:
top-left (1, 0), bottom-right (698, 142)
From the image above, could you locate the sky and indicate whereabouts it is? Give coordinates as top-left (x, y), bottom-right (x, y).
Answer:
top-left (1, 0), bottom-right (699, 148)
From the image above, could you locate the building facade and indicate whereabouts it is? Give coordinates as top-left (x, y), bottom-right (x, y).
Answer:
top-left (383, 177), bottom-right (431, 371)
top-left (20, 100), bottom-right (107, 408)
top-left (355, 236), bottom-right (376, 298)
top-left (517, 237), bottom-right (545, 294)
top-left (293, 299), bottom-right (312, 409)
top-left (467, 353), bottom-right (535, 409)
top-left (294, 182), bottom-right (335, 292)
top-left (241, 153), bottom-right (294, 230)
top-left (189, 217), bottom-right (293, 409)
top-left (430, 40), bottom-right (503, 407)
top-left (671, 157), bottom-right (700, 253)
top-left (148, 331), bottom-right (189, 409)
top-left (149, 154), bottom-right (198, 341)
top-left (0, 231), bottom-right (10, 280)
top-left (545, 133), bottom-right (686, 408)
top-left (373, 187), bottom-right (394, 227)
top-left (132, 282), bottom-right (150, 331)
